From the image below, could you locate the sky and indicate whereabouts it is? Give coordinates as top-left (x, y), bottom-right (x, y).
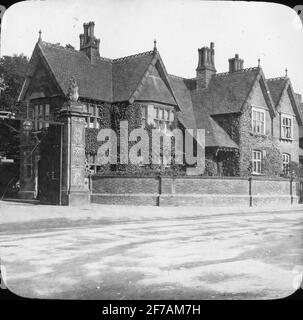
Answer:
top-left (1, 0), bottom-right (303, 95)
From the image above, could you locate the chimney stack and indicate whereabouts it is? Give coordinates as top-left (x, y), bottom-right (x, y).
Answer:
top-left (228, 54), bottom-right (244, 73)
top-left (196, 42), bottom-right (216, 89)
top-left (79, 21), bottom-right (100, 64)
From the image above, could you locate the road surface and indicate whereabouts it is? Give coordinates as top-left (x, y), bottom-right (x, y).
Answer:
top-left (0, 202), bottom-right (303, 299)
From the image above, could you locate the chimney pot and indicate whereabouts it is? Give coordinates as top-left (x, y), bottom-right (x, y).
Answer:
top-left (80, 21), bottom-right (100, 64)
top-left (229, 54), bottom-right (244, 73)
top-left (196, 42), bottom-right (216, 89)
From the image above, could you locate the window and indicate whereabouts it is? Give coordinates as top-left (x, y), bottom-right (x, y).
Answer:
top-left (85, 154), bottom-right (102, 174)
top-left (281, 115), bottom-right (293, 140)
top-left (282, 153), bottom-right (290, 175)
top-left (85, 103), bottom-right (100, 129)
top-left (33, 103), bottom-right (50, 130)
top-left (142, 105), bottom-right (174, 131)
top-left (252, 107), bottom-right (265, 134)
top-left (252, 150), bottom-right (262, 174)
top-left (141, 106), bottom-right (147, 128)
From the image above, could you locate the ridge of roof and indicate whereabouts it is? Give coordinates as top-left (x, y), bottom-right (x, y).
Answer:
top-left (168, 74), bottom-right (195, 81)
top-left (213, 67), bottom-right (260, 78)
top-left (112, 50), bottom-right (154, 63)
top-left (266, 76), bottom-right (287, 82)
top-left (40, 41), bottom-right (113, 63)
top-left (41, 41), bottom-right (78, 53)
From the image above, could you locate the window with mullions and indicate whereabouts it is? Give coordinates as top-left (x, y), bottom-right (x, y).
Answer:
top-left (86, 154), bottom-right (102, 174)
top-left (282, 153), bottom-right (290, 175)
top-left (252, 107), bottom-right (265, 134)
top-left (84, 103), bottom-right (101, 129)
top-left (33, 104), bottom-right (50, 130)
top-left (252, 150), bottom-right (263, 174)
top-left (141, 105), bottom-right (174, 130)
top-left (281, 115), bottom-right (293, 140)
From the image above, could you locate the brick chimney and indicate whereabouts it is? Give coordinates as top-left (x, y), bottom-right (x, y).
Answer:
top-left (228, 54), bottom-right (244, 73)
top-left (79, 21), bottom-right (100, 64)
top-left (196, 42), bottom-right (216, 89)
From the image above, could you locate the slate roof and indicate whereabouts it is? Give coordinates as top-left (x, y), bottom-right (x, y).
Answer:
top-left (196, 68), bottom-right (260, 115)
top-left (266, 77), bottom-right (287, 107)
top-left (39, 42), bottom-right (113, 101)
top-left (136, 66), bottom-right (176, 105)
top-left (168, 75), bottom-right (238, 149)
top-left (37, 42), bottom-right (161, 103)
top-left (112, 51), bottom-right (155, 102)
top-left (168, 75), bottom-right (196, 129)
top-left (22, 40), bottom-right (302, 151)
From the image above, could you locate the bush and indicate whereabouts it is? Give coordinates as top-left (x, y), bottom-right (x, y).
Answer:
top-left (282, 161), bottom-right (303, 179)
top-left (204, 158), bottom-right (218, 176)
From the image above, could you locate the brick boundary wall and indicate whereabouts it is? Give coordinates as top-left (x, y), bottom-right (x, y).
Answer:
top-left (90, 175), bottom-right (301, 207)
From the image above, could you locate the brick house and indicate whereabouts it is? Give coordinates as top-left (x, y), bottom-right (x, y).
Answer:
top-left (17, 21), bottom-right (303, 202)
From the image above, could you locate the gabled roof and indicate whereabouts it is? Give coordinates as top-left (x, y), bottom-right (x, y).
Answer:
top-left (168, 75), bottom-right (196, 129)
top-left (166, 75), bottom-right (238, 149)
top-left (266, 77), bottom-right (287, 107)
top-left (112, 51), bottom-right (155, 102)
top-left (19, 41), bottom-right (179, 107)
top-left (197, 67), bottom-right (260, 115)
top-left (267, 77), bottom-right (303, 125)
top-left (39, 42), bottom-right (113, 102)
top-left (19, 41), bottom-right (165, 104)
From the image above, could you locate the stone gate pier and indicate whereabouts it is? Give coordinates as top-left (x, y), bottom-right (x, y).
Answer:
top-left (59, 101), bottom-right (90, 206)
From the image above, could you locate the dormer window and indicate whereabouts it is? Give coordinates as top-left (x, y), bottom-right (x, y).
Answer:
top-left (281, 114), bottom-right (293, 140)
top-left (252, 107), bottom-right (265, 134)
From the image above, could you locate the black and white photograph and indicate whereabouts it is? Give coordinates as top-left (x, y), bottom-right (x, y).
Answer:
top-left (0, 0), bottom-right (303, 304)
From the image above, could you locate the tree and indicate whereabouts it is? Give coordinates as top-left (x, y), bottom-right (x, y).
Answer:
top-left (0, 54), bottom-right (28, 111)
top-left (0, 54), bottom-right (28, 160)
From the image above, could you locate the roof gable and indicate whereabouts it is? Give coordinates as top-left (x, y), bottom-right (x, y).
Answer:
top-left (136, 63), bottom-right (176, 105)
top-left (18, 43), bottom-right (64, 101)
top-left (250, 79), bottom-right (269, 109)
top-left (245, 70), bottom-right (275, 117)
top-left (39, 42), bottom-right (113, 102)
top-left (129, 50), bottom-right (179, 106)
top-left (267, 78), bottom-right (286, 107)
top-left (268, 77), bottom-right (303, 125)
top-left (112, 51), bottom-right (154, 102)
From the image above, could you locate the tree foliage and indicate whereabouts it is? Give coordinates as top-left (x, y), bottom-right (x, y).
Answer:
top-left (0, 54), bottom-right (29, 111)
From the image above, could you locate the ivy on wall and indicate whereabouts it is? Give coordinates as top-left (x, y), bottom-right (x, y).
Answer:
top-left (85, 127), bottom-right (99, 155)
top-left (85, 103), bottom-right (111, 155)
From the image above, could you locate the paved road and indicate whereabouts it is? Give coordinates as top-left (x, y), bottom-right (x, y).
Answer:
top-left (0, 204), bottom-right (303, 299)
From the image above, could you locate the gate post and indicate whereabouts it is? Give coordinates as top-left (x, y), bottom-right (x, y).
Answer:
top-left (59, 100), bottom-right (90, 206)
